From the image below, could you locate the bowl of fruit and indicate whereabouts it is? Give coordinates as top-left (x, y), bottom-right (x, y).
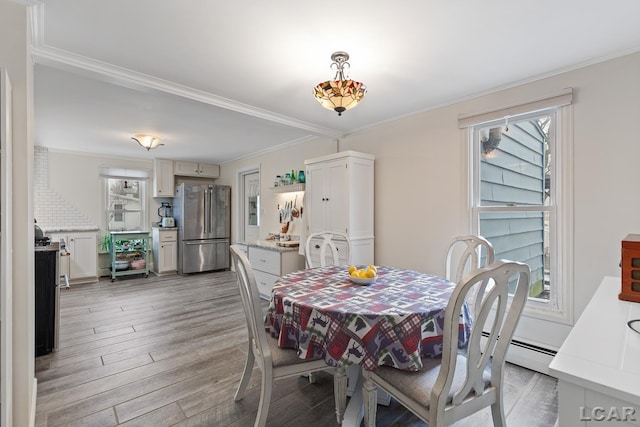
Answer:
top-left (348, 264), bottom-right (378, 285)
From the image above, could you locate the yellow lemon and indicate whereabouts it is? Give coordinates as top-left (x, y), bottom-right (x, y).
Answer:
top-left (358, 270), bottom-right (368, 278)
top-left (367, 265), bottom-right (377, 273)
top-left (365, 269), bottom-right (376, 279)
top-left (350, 270), bottom-right (360, 277)
top-left (348, 265), bottom-right (357, 274)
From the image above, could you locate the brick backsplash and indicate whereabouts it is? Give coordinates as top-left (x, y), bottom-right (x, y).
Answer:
top-left (34, 147), bottom-right (95, 229)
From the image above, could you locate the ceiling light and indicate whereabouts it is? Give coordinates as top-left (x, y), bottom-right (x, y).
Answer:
top-left (131, 133), bottom-right (163, 151)
top-left (313, 51), bottom-right (367, 116)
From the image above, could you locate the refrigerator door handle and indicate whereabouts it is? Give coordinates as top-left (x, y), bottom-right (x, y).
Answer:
top-left (184, 240), bottom-right (217, 245)
top-left (207, 188), bottom-right (213, 234)
top-left (204, 188), bottom-right (210, 234)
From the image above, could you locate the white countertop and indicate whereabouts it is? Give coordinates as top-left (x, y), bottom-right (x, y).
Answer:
top-left (241, 239), bottom-right (301, 253)
top-left (548, 276), bottom-right (640, 405)
top-left (42, 225), bottom-right (99, 233)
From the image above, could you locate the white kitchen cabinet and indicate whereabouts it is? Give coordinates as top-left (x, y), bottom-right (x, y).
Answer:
top-left (153, 159), bottom-right (175, 197)
top-left (49, 231), bottom-right (98, 284)
top-left (174, 161), bottom-right (220, 178)
top-left (304, 151), bottom-right (375, 265)
top-left (247, 244), bottom-right (305, 300)
top-left (152, 228), bottom-right (177, 274)
top-left (234, 243), bottom-right (248, 256)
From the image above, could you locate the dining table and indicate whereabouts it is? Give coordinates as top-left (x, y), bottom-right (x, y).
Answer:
top-left (265, 265), bottom-right (472, 426)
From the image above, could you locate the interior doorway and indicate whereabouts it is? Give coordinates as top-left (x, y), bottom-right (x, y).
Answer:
top-left (237, 168), bottom-right (260, 243)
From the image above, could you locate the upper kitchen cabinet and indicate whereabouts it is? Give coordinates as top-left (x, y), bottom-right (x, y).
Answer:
top-left (153, 159), bottom-right (175, 197)
top-left (174, 161), bottom-right (220, 178)
top-left (304, 151), bottom-right (374, 264)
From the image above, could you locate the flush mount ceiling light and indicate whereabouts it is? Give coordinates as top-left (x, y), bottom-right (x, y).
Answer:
top-left (313, 51), bottom-right (367, 116)
top-left (131, 133), bottom-right (163, 151)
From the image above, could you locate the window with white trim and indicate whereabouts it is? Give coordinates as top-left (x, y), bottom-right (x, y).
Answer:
top-left (101, 167), bottom-right (149, 232)
top-left (462, 90), bottom-right (573, 322)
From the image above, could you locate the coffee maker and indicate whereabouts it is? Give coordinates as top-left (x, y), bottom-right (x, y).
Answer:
top-left (158, 202), bottom-right (175, 227)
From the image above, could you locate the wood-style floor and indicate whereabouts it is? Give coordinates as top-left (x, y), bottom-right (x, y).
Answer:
top-left (35, 271), bottom-right (559, 426)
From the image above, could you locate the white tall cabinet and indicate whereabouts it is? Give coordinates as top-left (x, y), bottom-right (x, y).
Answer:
top-left (304, 151), bottom-right (374, 265)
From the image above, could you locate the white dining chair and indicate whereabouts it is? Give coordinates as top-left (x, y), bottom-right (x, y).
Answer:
top-left (445, 235), bottom-right (495, 282)
top-left (304, 231), bottom-right (351, 268)
top-left (230, 245), bottom-right (347, 427)
top-left (446, 235), bottom-right (495, 319)
top-left (363, 260), bottom-right (531, 427)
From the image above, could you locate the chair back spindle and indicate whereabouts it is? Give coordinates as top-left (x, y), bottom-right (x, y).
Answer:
top-left (304, 231), bottom-right (352, 268)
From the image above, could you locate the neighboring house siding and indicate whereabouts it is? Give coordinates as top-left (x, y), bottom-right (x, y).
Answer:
top-left (480, 121), bottom-right (546, 295)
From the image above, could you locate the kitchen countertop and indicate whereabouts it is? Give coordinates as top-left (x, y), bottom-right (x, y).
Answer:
top-left (242, 240), bottom-right (301, 253)
top-left (42, 225), bottom-right (100, 233)
top-left (35, 242), bottom-right (60, 252)
top-left (110, 230), bottom-right (150, 236)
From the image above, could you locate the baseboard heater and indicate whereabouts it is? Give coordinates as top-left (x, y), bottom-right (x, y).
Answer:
top-left (481, 331), bottom-right (557, 357)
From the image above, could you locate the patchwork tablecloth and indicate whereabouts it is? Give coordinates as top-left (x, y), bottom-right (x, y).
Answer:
top-left (266, 265), bottom-right (472, 372)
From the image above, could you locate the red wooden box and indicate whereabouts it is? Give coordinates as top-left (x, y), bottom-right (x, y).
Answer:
top-left (620, 234), bottom-right (640, 302)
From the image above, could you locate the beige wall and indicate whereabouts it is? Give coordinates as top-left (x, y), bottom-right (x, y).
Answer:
top-left (343, 52), bottom-right (640, 326)
top-left (341, 103), bottom-right (469, 274)
top-left (0, 0), bottom-right (34, 425)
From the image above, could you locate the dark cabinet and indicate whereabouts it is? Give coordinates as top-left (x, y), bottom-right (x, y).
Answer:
top-left (35, 249), bottom-right (57, 356)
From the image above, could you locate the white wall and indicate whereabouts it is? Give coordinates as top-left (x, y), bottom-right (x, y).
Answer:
top-left (0, 1), bottom-right (34, 425)
top-left (46, 149), bottom-right (158, 233)
top-left (34, 147), bottom-right (94, 229)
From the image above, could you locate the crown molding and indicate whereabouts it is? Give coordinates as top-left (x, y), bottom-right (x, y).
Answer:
top-left (12, 0), bottom-right (41, 5)
top-left (31, 44), bottom-right (343, 139)
top-left (28, 2), bottom-right (342, 139)
top-left (220, 135), bottom-right (325, 166)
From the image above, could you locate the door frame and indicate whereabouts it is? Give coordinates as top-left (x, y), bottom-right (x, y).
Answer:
top-left (1, 68), bottom-right (14, 427)
top-left (235, 165), bottom-right (260, 243)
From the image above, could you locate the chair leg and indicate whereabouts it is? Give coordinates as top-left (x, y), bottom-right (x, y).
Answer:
top-left (255, 366), bottom-right (273, 427)
top-left (490, 393), bottom-right (507, 427)
top-left (234, 346), bottom-right (255, 401)
top-left (334, 366), bottom-right (347, 424)
top-left (363, 373), bottom-right (377, 427)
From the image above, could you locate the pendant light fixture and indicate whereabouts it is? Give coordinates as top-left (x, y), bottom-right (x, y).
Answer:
top-left (313, 51), bottom-right (367, 116)
top-left (131, 133), bottom-right (163, 151)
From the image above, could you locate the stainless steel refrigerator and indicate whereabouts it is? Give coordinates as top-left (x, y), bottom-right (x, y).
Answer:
top-left (173, 183), bottom-right (231, 274)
